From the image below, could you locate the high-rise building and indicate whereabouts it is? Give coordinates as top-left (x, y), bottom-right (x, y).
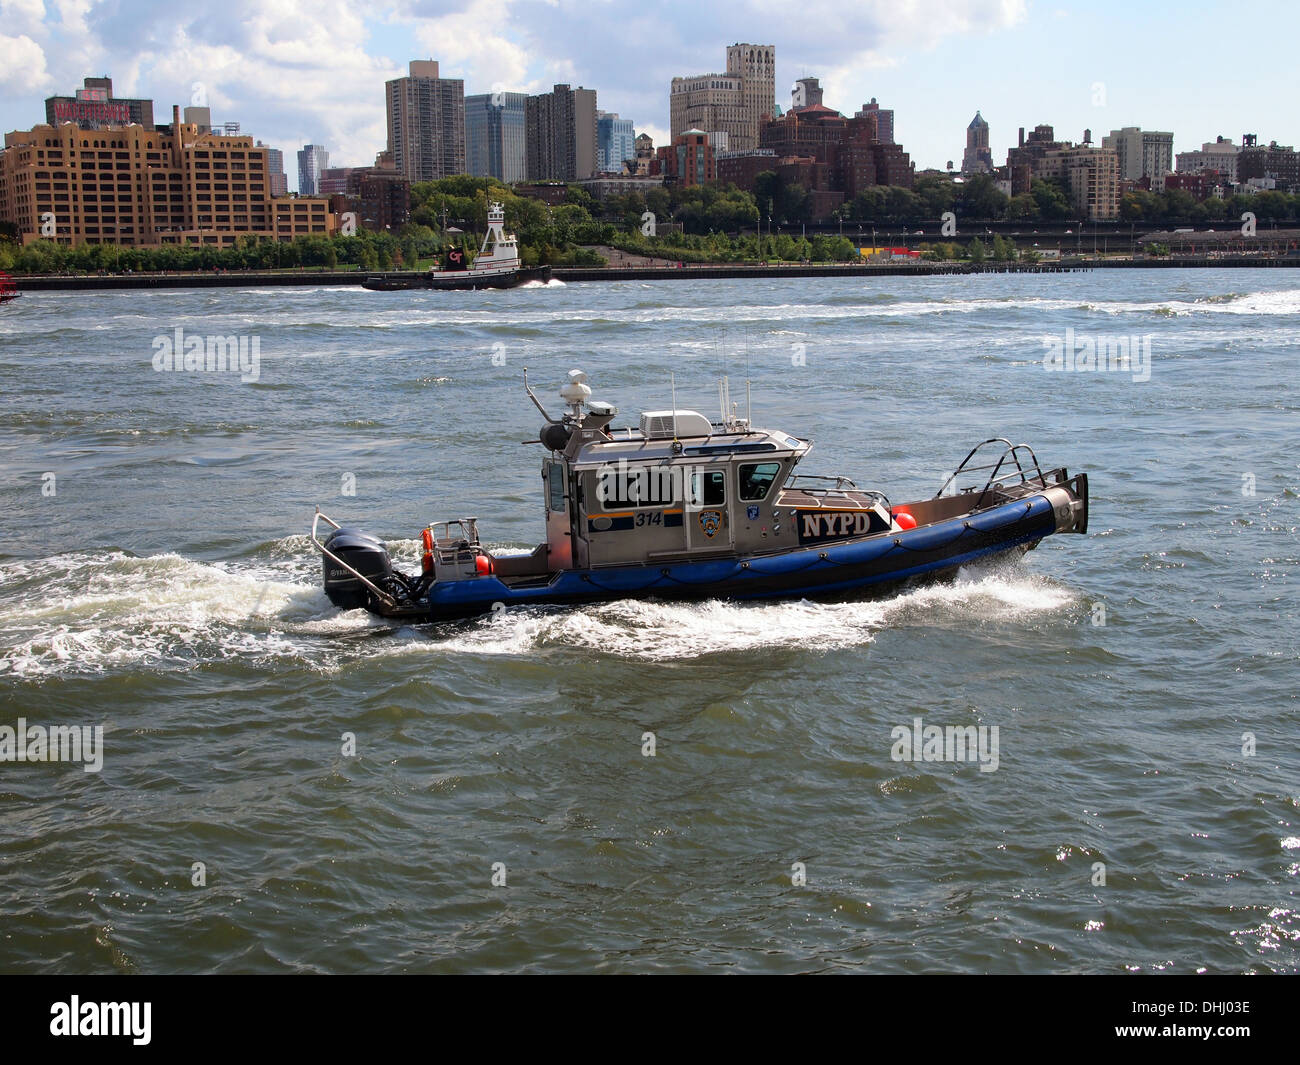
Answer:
top-left (962, 112), bottom-right (993, 174)
top-left (728, 87), bottom-right (914, 218)
top-left (1035, 145), bottom-right (1120, 220)
top-left (386, 60), bottom-right (466, 183)
top-left (1006, 124), bottom-right (1067, 194)
top-left (596, 112), bottom-right (636, 173)
top-left (669, 73), bottom-right (745, 155)
top-left (298, 144), bottom-right (329, 194)
top-left (259, 141), bottom-right (288, 197)
top-left (726, 42), bottom-right (776, 149)
top-left (792, 77), bottom-right (824, 109)
top-left (525, 85), bottom-right (597, 181)
top-left (1101, 126), bottom-right (1174, 182)
top-left (855, 99), bottom-right (894, 144)
top-left (44, 76), bottom-right (154, 130)
top-left (0, 105), bottom-right (335, 246)
top-left (1237, 139), bottom-right (1299, 190)
top-left (670, 42), bottom-right (775, 152)
top-left (465, 92), bottom-right (527, 183)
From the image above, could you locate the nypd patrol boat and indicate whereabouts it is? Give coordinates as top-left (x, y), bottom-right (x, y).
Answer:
top-left (310, 370), bottom-right (1089, 622)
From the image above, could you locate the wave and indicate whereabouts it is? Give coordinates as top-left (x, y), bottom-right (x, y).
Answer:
top-left (416, 562), bottom-right (1074, 661)
top-left (0, 550), bottom-right (1074, 677)
top-left (69, 288), bottom-right (1293, 333)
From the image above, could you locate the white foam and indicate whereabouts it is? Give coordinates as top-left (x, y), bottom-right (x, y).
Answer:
top-left (0, 549), bottom-right (1075, 676)
top-left (0, 551), bottom-right (333, 677)
top-left (151, 288), bottom-right (1300, 333)
top-left (410, 561), bottom-right (1074, 662)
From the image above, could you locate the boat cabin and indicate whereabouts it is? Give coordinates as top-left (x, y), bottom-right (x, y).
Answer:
top-left (468, 201), bottom-right (520, 274)
top-left (497, 370), bottom-right (894, 577)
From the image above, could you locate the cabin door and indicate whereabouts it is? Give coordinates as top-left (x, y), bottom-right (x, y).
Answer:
top-left (684, 465), bottom-right (733, 553)
top-left (543, 459), bottom-right (575, 568)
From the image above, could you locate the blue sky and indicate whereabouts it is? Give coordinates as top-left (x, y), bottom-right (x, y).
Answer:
top-left (2, 0), bottom-right (1295, 190)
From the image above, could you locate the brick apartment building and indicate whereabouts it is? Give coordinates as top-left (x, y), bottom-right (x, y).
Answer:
top-left (0, 104), bottom-right (335, 246)
top-left (711, 79), bottom-right (913, 219)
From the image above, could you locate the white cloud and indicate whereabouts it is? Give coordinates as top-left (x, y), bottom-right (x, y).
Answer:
top-left (1, 0), bottom-right (47, 37)
top-left (96, 1), bottom-right (402, 168)
top-left (407, 0), bottom-right (536, 91)
top-left (0, 33), bottom-right (51, 91)
top-left (1, 0), bottom-right (1032, 170)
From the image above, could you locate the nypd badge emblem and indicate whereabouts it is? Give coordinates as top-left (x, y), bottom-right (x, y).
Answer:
top-left (698, 510), bottom-right (722, 538)
top-left (746, 505), bottom-right (760, 521)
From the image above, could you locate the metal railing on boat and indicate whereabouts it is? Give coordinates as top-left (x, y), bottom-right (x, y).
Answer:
top-left (935, 439), bottom-right (1051, 506)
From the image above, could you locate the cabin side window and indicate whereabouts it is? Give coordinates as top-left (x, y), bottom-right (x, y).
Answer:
top-left (547, 461), bottom-right (565, 513)
top-left (596, 463), bottom-right (683, 510)
top-left (688, 469), bottom-right (726, 507)
top-left (739, 462), bottom-right (781, 501)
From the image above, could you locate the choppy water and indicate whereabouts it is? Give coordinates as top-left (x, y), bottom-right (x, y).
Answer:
top-left (0, 270), bottom-right (1296, 973)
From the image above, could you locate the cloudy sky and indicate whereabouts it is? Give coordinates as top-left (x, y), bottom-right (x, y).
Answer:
top-left (2, 0), bottom-right (1295, 189)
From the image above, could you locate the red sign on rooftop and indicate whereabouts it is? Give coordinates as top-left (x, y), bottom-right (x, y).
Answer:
top-left (52, 100), bottom-right (130, 125)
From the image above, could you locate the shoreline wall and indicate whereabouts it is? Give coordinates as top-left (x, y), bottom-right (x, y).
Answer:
top-left (7, 256), bottom-right (1298, 291)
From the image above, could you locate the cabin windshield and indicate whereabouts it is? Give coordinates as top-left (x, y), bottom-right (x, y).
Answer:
top-left (739, 462), bottom-right (781, 500)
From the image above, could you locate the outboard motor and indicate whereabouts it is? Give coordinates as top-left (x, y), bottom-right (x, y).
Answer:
top-left (322, 527), bottom-right (394, 609)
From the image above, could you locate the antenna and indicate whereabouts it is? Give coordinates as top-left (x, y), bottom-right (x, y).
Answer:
top-left (745, 345), bottom-right (752, 428)
top-left (671, 371), bottom-right (678, 444)
top-left (716, 329), bottom-right (727, 427)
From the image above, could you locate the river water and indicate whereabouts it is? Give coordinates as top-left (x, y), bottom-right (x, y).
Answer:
top-left (0, 269), bottom-right (1296, 973)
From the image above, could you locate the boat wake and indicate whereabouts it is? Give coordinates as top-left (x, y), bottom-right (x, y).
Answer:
top-left (0, 548), bottom-right (1075, 677)
top-left (0, 549), bottom-right (368, 678)
top-left (423, 561), bottom-right (1074, 661)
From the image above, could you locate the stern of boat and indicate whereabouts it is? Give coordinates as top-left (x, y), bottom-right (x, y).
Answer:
top-left (922, 439), bottom-right (1088, 535)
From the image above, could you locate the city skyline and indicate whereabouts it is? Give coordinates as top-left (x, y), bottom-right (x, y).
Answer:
top-left (1, 1), bottom-right (1297, 190)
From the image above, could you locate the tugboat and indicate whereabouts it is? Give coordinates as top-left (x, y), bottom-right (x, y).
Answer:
top-left (310, 370), bottom-right (1089, 622)
top-left (361, 201), bottom-right (551, 291)
top-left (0, 271), bottom-right (19, 305)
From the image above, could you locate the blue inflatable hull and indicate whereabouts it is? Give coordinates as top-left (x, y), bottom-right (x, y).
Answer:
top-left (424, 492), bottom-right (1059, 621)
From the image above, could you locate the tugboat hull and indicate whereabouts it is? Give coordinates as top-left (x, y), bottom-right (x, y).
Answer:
top-left (428, 265), bottom-right (550, 290)
top-left (362, 265), bottom-right (551, 291)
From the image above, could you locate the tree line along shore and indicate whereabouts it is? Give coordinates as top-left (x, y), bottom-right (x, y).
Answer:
top-left (5, 174), bottom-right (1300, 278)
